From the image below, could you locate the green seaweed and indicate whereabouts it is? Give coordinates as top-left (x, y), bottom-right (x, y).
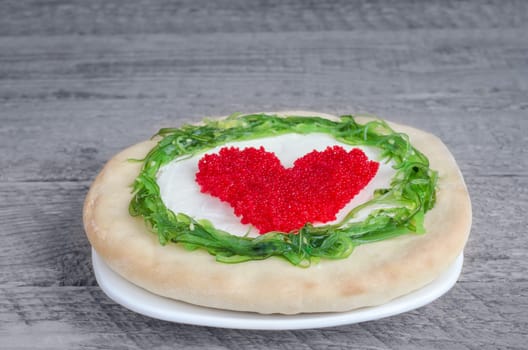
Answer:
top-left (129, 114), bottom-right (437, 266)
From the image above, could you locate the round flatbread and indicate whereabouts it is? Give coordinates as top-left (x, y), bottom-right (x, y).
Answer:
top-left (83, 111), bottom-right (471, 314)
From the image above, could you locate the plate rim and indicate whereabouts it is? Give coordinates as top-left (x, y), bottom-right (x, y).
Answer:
top-left (92, 248), bottom-right (463, 330)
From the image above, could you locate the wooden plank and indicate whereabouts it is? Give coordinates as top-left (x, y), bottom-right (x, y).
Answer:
top-left (0, 29), bottom-right (526, 181)
top-left (0, 106), bottom-right (526, 182)
top-left (0, 182), bottom-right (95, 288)
top-left (1, 29), bottom-right (527, 99)
top-left (1, 0), bottom-right (526, 37)
top-left (0, 284), bottom-right (526, 349)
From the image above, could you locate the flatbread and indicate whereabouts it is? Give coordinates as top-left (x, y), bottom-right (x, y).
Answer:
top-left (83, 111), bottom-right (471, 314)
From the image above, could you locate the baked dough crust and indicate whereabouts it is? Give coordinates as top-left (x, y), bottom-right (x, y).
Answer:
top-left (83, 111), bottom-right (471, 314)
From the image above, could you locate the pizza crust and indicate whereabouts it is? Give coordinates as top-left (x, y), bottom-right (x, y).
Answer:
top-left (83, 111), bottom-right (471, 314)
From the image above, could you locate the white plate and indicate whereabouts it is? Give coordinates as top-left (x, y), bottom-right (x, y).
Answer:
top-left (92, 248), bottom-right (463, 330)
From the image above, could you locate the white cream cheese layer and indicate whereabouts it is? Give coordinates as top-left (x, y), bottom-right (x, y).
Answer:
top-left (157, 133), bottom-right (396, 237)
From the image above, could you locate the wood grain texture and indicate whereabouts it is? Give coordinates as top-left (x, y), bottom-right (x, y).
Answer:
top-left (1, 29), bottom-right (526, 181)
top-left (0, 284), bottom-right (526, 350)
top-left (1, 0), bottom-right (527, 349)
top-left (1, 0), bottom-right (527, 36)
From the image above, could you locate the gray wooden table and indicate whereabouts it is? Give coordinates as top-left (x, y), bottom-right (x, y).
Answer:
top-left (1, 1), bottom-right (527, 349)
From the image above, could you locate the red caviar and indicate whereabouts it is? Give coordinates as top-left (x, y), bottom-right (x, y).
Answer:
top-left (195, 146), bottom-right (379, 234)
